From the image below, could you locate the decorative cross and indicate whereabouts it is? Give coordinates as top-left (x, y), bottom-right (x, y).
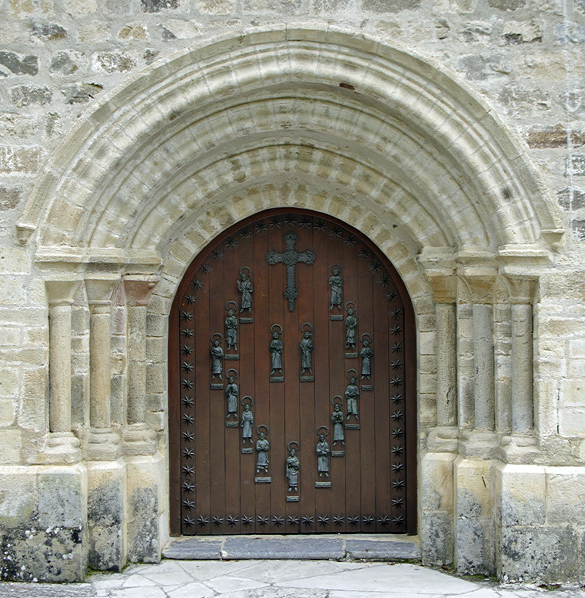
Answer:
top-left (266, 231), bottom-right (316, 311)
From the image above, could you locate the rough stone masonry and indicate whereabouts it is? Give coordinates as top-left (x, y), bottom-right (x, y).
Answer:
top-left (0, 0), bottom-right (584, 586)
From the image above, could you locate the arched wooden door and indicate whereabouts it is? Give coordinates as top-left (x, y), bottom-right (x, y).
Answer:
top-left (169, 209), bottom-right (416, 536)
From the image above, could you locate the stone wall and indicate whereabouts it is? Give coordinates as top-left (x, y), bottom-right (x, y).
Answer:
top-left (0, 0), bottom-right (584, 585)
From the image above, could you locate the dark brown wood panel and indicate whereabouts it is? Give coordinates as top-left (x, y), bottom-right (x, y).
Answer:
top-left (169, 209), bottom-right (416, 536)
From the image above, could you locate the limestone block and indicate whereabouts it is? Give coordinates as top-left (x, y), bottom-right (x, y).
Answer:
top-left (0, 367), bottom-right (20, 398)
top-left (77, 21), bottom-right (110, 43)
top-left (91, 51), bottom-right (136, 73)
top-left (495, 464), bottom-right (546, 527)
top-left (126, 453), bottom-right (164, 563)
top-left (0, 399), bottom-right (16, 427)
top-left (421, 511), bottom-right (454, 566)
top-left (0, 51), bottom-right (38, 76)
top-left (560, 379), bottom-right (585, 406)
top-left (499, 526), bottom-right (581, 583)
top-left (0, 148), bottom-right (42, 175)
top-left (421, 453), bottom-right (455, 511)
top-left (196, 0), bottom-right (234, 14)
top-left (558, 408), bottom-right (585, 438)
top-left (87, 460), bottom-right (126, 571)
top-left (0, 430), bottom-right (21, 464)
top-left (62, 0), bottom-right (97, 15)
top-left (0, 186), bottom-right (23, 210)
top-left (546, 467), bottom-right (585, 525)
top-left (454, 458), bottom-right (495, 575)
top-left (0, 465), bottom-right (88, 582)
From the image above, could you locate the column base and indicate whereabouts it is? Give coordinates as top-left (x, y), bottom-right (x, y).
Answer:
top-left (499, 435), bottom-right (539, 464)
top-left (86, 428), bottom-right (121, 461)
top-left (123, 424), bottom-right (157, 456)
top-left (459, 430), bottom-right (499, 459)
top-left (26, 432), bottom-right (81, 465)
top-left (426, 426), bottom-right (459, 452)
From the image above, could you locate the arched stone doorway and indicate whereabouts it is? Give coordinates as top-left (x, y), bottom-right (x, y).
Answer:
top-left (15, 24), bottom-right (566, 582)
top-left (169, 209), bottom-right (417, 536)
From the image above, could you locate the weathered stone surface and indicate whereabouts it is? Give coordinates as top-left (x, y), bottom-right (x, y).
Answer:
top-left (222, 537), bottom-right (344, 559)
top-left (87, 462), bottom-right (126, 571)
top-left (421, 511), bottom-right (454, 565)
top-left (570, 219), bottom-right (585, 241)
top-left (31, 23), bottom-right (67, 40)
top-left (164, 538), bottom-right (223, 559)
top-left (159, 19), bottom-right (201, 40)
top-left (196, 0), bottom-right (235, 14)
top-left (0, 51), bottom-right (38, 76)
top-left (345, 538), bottom-right (420, 560)
top-left (0, 147), bottom-right (42, 175)
top-left (557, 188), bottom-right (585, 210)
top-left (363, 0), bottom-right (421, 11)
top-left (61, 82), bottom-right (103, 104)
top-left (0, 114), bottom-right (39, 139)
top-left (10, 86), bottom-right (52, 107)
top-left (118, 24), bottom-right (148, 39)
top-left (141, 0), bottom-right (179, 11)
top-left (500, 526), bottom-right (581, 583)
top-left (91, 51), bottom-right (136, 73)
top-left (50, 50), bottom-right (85, 75)
top-left (569, 154), bottom-right (585, 176)
top-left (502, 19), bottom-right (543, 43)
top-left (487, 0), bottom-right (525, 9)
top-left (0, 186), bottom-right (23, 211)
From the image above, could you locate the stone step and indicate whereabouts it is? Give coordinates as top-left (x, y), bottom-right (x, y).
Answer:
top-left (163, 534), bottom-right (421, 561)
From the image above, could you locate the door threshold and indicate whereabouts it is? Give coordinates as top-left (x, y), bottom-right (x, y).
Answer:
top-left (163, 534), bottom-right (420, 562)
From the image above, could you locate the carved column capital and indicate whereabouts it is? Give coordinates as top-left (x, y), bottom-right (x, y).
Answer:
top-left (45, 280), bottom-right (81, 306)
top-left (502, 274), bottom-right (538, 304)
top-left (123, 276), bottom-right (159, 307)
top-left (85, 278), bottom-right (118, 307)
top-left (425, 269), bottom-right (458, 304)
top-left (458, 267), bottom-right (497, 304)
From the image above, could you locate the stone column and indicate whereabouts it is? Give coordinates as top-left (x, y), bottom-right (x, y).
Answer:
top-left (85, 279), bottom-right (120, 458)
top-left (85, 278), bottom-right (126, 572)
top-left (43, 280), bottom-right (82, 463)
top-left (460, 269), bottom-right (498, 457)
top-left (425, 269), bottom-right (458, 452)
top-left (501, 276), bottom-right (538, 462)
top-left (123, 277), bottom-right (158, 455)
top-left (122, 277), bottom-right (163, 564)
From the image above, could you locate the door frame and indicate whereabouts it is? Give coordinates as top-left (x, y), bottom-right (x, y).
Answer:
top-left (169, 208), bottom-right (417, 536)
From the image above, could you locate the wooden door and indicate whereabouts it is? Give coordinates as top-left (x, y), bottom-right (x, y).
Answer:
top-left (169, 209), bottom-right (416, 536)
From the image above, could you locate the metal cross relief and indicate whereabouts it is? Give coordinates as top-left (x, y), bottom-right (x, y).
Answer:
top-left (266, 231), bottom-right (316, 311)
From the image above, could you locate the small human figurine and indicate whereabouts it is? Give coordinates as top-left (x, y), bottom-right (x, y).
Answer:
top-left (270, 330), bottom-right (283, 375)
top-left (360, 338), bottom-right (374, 379)
top-left (225, 374), bottom-right (238, 418)
top-left (255, 431), bottom-right (270, 474)
top-left (316, 434), bottom-right (330, 478)
top-left (210, 339), bottom-right (224, 380)
top-left (331, 403), bottom-right (345, 445)
top-left (237, 269), bottom-right (253, 312)
top-left (300, 329), bottom-right (313, 374)
top-left (241, 403), bottom-right (254, 443)
top-left (329, 266), bottom-right (343, 310)
top-left (345, 376), bottom-right (360, 420)
top-left (345, 307), bottom-right (357, 348)
top-left (286, 446), bottom-right (300, 492)
top-left (225, 308), bottom-right (238, 351)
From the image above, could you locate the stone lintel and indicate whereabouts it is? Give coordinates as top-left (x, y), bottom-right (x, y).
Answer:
top-left (45, 279), bottom-right (81, 305)
top-left (123, 276), bottom-right (159, 307)
top-left (35, 246), bottom-right (162, 268)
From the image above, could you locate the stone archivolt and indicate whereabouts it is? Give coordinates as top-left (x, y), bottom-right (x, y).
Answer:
top-left (9, 26), bottom-right (580, 585)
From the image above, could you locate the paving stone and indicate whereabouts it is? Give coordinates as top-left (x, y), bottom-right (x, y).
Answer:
top-left (222, 537), bottom-right (345, 560)
top-left (344, 538), bottom-right (420, 560)
top-left (163, 537), bottom-right (223, 559)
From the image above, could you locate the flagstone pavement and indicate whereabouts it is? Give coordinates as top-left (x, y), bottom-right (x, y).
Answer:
top-left (1, 559), bottom-right (585, 598)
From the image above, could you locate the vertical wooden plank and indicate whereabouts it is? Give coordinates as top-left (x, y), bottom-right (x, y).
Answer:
top-left (373, 264), bottom-right (391, 532)
top-left (223, 236), bottom-right (241, 535)
top-left (194, 261), bottom-right (211, 535)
